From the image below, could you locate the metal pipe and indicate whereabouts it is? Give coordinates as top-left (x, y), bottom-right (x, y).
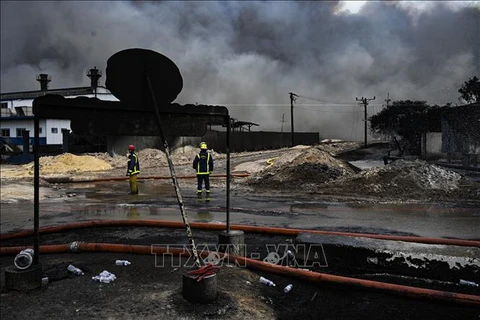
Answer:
top-left (226, 116), bottom-right (231, 232)
top-left (145, 75), bottom-right (201, 268)
top-left (33, 112), bottom-right (40, 265)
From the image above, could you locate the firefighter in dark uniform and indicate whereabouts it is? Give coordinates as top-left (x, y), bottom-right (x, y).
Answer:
top-left (193, 142), bottom-right (214, 199)
top-left (126, 144), bottom-right (140, 194)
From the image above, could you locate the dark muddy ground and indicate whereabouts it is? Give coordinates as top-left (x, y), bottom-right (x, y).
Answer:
top-left (1, 227), bottom-right (479, 320)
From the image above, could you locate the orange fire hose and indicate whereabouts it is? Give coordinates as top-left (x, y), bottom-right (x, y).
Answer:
top-left (0, 243), bottom-right (478, 306)
top-left (43, 173), bottom-right (250, 183)
top-left (1, 220), bottom-right (479, 248)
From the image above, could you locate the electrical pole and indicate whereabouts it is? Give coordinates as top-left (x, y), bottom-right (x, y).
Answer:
top-left (281, 113), bottom-right (285, 132)
top-left (385, 92), bottom-right (391, 107)
top-left (356, 96), bottom-right (375, 147)
top-left (289, 92), bottom-right (297, 147)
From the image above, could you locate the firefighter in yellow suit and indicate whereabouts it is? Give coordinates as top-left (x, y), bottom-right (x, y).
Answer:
top-left (126, 145), bottom-right (140, 194)
top-left (193, 142), bottom-right (214, 200)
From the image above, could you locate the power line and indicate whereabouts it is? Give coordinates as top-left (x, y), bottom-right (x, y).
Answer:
top-left (294, 93), bottom-right (355, 105)
top-left (295, 106), bottom-right (357, 113)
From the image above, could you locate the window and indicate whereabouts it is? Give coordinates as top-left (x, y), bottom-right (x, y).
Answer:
top-left (39, 127), bottom-right (43, 134)
top-left (1, 102), bottom-right (7, 109)
top-left (16, 128), bottom-right (26, 137)
top-left (51, 128), bottom-right (58, 134)
top-left (1, 129), bottom-right (10, 137)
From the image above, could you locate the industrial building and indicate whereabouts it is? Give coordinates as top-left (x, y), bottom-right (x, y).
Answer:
top-left (0, 68), bottom-right (117, 151)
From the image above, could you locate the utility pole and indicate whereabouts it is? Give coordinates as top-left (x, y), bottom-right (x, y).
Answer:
top-left (356, 96), bottom-right (375, 147)
top-left (281, 113), bottom-right (285, 132)
top-left (289, 92), bottom-right (297, 147)
top-left (385, 92), bottom-right (391, 107)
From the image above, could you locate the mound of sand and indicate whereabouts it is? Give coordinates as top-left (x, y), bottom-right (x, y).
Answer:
top-left (326, 159), bottom-right (462, 197)
top-left (20, 153), bottom-right (113, 176)
top-left (247, 147), bottom-right (354, 187)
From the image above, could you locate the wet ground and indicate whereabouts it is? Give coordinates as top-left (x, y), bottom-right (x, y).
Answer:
top-left (1, 224), bottom-right (479, 320)
top-left (1, 179), bottom-right (479, 241)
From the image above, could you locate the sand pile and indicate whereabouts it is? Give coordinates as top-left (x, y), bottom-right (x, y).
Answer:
top-left (136, 148), bottom-right (167, 168)
top-left (247, 147), bottom-right (354, 187)
top-left (21, 153), bottom-right (112, 175)
top-left (326, 159), bottom-right (462, 197)
top-left (171, 145), bottom-right (199, 165)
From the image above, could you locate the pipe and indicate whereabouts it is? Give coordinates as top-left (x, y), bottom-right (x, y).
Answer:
top-left (43, 173), bottom-right (250, 184)
top-left (1, 243), bottom-right (478, 306)
top-left (1, 220), bottom-right (479, 248)
top-left (226, 115), bottom-right (231, 232)
top-left (14, 248), bottom-right (34, 270)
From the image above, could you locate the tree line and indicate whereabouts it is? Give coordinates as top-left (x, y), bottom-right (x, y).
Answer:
top-left (369, 76), bottom-right (479, 155)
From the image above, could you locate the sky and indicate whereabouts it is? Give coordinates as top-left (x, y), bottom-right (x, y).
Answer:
top-left (1, 1), bottom-right (479, 140)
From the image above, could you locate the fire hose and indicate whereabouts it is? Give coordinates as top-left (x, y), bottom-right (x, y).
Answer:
top-left (2, 220), bottom-right (479, 248)
top-left (0, 242), bottom-right (478, 306)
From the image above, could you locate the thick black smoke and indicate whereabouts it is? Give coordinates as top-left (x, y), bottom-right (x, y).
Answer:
top-left (1, 1), bottom-right (478, 140)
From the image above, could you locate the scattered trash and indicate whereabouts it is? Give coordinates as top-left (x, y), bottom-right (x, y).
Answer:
top-left (246, 281), bottom-right (252, 285)
top-left (459, 279), bottom-right (479, 287)
top-left (41, 277), bottom-right (49, 285)
top-left (187, 264), bottom-right (221, 282)
top-left (171, 268), bottom-right (178, 273)
top-left (14, 248), bottom-right (34, 270)
top-left (310, 291), bottom-right (318, 302)
top-left (259, 276), bottom-right (275, 287)
top-left (92, 270), bottom-right (116, 283)
top-left (115, 260), bottom-right (131, 266)
top-left (284, 284), bottom-right (293, 293)
top-left (260, 296), bottom-right (274, 304)
top-left (67, 264), bottom-right (84, 276)
top-left (367, 257), bottom-right (379, 264)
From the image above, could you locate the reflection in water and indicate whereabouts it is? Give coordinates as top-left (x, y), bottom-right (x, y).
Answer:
top-left (149, 207), bottom-right (158, 216)
top-left (127, 207), bottom-right (140, 220)
top-left (196, 210), bottom-right (213, 222)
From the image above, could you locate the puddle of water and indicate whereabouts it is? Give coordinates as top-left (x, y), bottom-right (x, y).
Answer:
top-left (1, 180), bottom-right (479, 240)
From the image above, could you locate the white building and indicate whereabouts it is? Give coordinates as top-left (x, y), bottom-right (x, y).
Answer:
top-left (1, 70), bottom-right (117, 149)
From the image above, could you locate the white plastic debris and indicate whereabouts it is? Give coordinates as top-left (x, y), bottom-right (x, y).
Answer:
top-left (115, 260), bottom-right (131, 266)
top-left (459, 279), bottom-right (479, 287)
top-left (67, 264), bottom-right (84, 275)
top-left (284, 284), bottom-right (293, 293)
top-left (259, 276), bottom-right (275, 287)
top-left (92, 270), bottom-right (117, 283)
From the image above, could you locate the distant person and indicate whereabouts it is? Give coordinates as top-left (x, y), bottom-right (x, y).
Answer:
top-left (126, 145), bottom-right (140, 194)
top-left (193, 142), bottom-right (214, 199)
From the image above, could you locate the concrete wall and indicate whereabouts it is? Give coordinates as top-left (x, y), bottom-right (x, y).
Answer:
top-left (107, 135), bottom-right (166, 156)
top-left (45, 119), bottom-right (70, 144)
top-left (422, 132), bottom-right (444, 160)
top-left (106, 131), bottom-right (320, 155)
top-left (201, 131), bottom-right (320, 152)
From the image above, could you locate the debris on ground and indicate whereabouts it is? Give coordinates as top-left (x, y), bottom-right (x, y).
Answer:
top-left (0, 144), bottom-right (478, 203)
top-left (321, 159), bottom-right (464, 199)
top-left (247, 147), bottom-right (354, 187)
top-left (92, 270), bottom-right (117, 283)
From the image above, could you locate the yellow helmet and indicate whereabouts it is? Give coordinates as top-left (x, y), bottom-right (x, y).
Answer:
top-left (200, 142), bottom-right (208, 150)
